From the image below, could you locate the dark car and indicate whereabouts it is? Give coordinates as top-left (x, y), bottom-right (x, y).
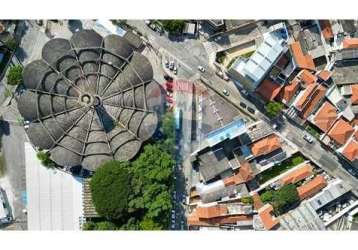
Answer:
top-left (164, 74), bottom-right (174, 82)
top-left (239, 102), bottom-right (247, 109)
top-left (247, 107), bottom-right (256, 114)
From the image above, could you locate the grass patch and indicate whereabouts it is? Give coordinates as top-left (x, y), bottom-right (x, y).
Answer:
top-left (0, 154), bottom-right (6, 177)
top-left (306, 124), bottom-right (321, 139)
top-left (258, 155), bottom-right (305, 184)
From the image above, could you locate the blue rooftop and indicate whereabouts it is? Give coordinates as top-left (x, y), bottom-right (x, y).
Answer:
top-left (205, 119), bottom-right (246, 147)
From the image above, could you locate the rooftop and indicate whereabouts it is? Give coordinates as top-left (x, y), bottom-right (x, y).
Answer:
top-left (313, 101), bottom-right (338, 133)
top-left (327, 118), bottom-right (354, 145)
top-left (255, 79), bottom-right (282, 101)
top-left (343, 38), bottom-right (358, 49)
top-left (278, 78), bottom-right (300, 104)
top-left (298, 69), bottom-right (317, 86)
top-left (295, 84), bottom-right (327, 119)
top-left (341, 139), bottom-right (358, 162)
top-left (289, 41), bottom-right (315, 71)
top-left (258, 204), bottom-right (280, 230)
top-left (280, 164), bottom-right (313, 185)
top-left (18, 30), bottom-right (162, 172)
top-left (308, 179), bottom-right (352, 211)
top-left (250, 134), bottom-right (281, 157)
top-left (317, 70), bottom-right (332, 82)
top-left (297, 175), bottom-right (327, 200)
top-left (319, 20), bottom-right (334, 40)
top-left (351, 85), bottom-right (358, 105)
top-left (332, 61), bottom-right (358, 85)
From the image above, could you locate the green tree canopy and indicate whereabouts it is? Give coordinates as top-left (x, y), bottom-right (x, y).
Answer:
top-left (6, 65), bottom-right (23, 86)
top-left (36, 151), bottom-right (55, 168)
top-left (90, 160), bottom-right (132, 220)
top-left (265, 101), bottom-right (284, 119)
top-left (161, 20), bottom-right (185, 34)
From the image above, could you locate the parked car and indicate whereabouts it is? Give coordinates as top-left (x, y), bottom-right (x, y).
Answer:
top-left (216, 71), bottom-right (229, 81)
top-left (247, 107), bottom-right (256, 114)
top-left (169, 61), bottom-right (175, 70)
top-left (222, 89), bottom-right (229, 96)
top-left (239, 102), bottom-right (247, 109)
top-left (197, 65), bottom-right (205, 72)
top-left (164, 74), bottom-right (173, 82)
top-left (0, 187), bottom-right (13, 225)
top-left (165, 60), bottom-right (169, 68)
top-left (240, 89), bottom-right (249, 96)
top-left (303, 134), bottom-right (314, 144)
top-left (173, 66), bottom-right (178, 75)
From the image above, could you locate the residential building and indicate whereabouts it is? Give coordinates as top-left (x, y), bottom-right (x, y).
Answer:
top-left (339, 138), bottom-right (358, 167)
top-left (343, 38), bottom-right (358, 49)
top-left (297, 175), bottom-right (328, 200)
top-left (228, 32), bottom-right (287, 91)
top-left (327, 118), bottom-right (354, 146)
top-left (254, 204), bottom-right (280, 230)
top-left (280, 164), bottom-right (313, 185)
top-left (311, 101), bottom-right (338, 133)
top-left (308, 179), bottom-right (352, 211)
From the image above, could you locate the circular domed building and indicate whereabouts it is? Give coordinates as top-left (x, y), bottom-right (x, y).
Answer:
top-left (17, 29), bottom-right (164, 172)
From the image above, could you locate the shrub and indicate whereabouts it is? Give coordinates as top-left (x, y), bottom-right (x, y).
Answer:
top-left (7, 65), bottom-right (23, 86)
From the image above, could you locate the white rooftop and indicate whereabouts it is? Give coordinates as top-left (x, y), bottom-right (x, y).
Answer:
top-left (234, 32), bottom-right (286, 88)
top-left (94, 19), bottom-right (127, 37)
top-left (25, 143), bottom-right (84, 230)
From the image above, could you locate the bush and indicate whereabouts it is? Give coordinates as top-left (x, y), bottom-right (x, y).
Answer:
top-left (36, 151), bottom-right (55, 168)
top-left (241, 196), bottom-right (253, 205)
top-left (6, 65), bottom-right (23, 86)
top-left (161, 20), bottom-right (185, 34)
top-left (272, 184), bottom-right (299, 215)
top-left (291, 156), bottom-right (304, 166)
top-left (82, 221), bottom-right (118, 230)
top-left (265, 101), bottom-right (284, 118)
top-left (90, 161), bottom-right (132, 220)
top-left (4, 37), bottom-right (17, 51)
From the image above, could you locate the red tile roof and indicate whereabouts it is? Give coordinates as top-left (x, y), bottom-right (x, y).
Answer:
top-left (278, 78), bottom-right (300, 105)
top-left (223, 162), bottom-right (254, 186)
top-left (290, 41), bottom-right (315, 71)
top-left (327, 118), bottom-right (355, 145)
top-left (258, 204), bottom-right (280, 230)
top-left (319, 20), bottom-right (334, 40)
top-left (342, 139), bottom-right (358, 162)
top-left (313, 101), bottom-right (338, 133)
top-left (196, 205), bottom-right (228, 219)
top-left (280, 164), bottom-right (313, 185)
top-left (256, 79), bottom-right (282, 102)
top-left (297, 175), bottom-right (327, 200)
top-left (296, 84), bottom-right (327, 119)
top-left (317, 70), bottom-right (332, 82)
top-left (351, 85), bottom-right (358, 105)
top-left (298, 69), bottom-right (317, 86)
top-left (251, 134), bottom-right (281, 157)
top-left (343, 38), bottom-right (358, 49)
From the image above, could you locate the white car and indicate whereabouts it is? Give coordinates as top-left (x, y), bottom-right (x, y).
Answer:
top-left (198, 65), bottom-right (205, 72)
top-left (303, 134), bottom-right (314, 143)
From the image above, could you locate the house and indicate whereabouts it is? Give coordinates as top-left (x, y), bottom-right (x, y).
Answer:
top-left (280, 164), bottom-right (313, 185)
top-left (278, 77), bottom-right (300, 105)
top-left (250, 134), bottom-right (281, 158)
top-left (293, 83), bottom-right (327, 119)
top-left (255, 78), bottom-right (282, 102)
top-left (187, 203), bottom-right (253, 228)
top-left (339, 138), bottom-right (358, 166)
top-left (311, 101), bottom-right (338, 133)
top-left (257, 204), bottom-right (280, 230)
top-left (343, 38), bottom-right (358, 49)
top-left (319, 20), bottom-right (334, 41)
top-left (297, 175), bottom-right (327, 200)
top-left (327, 118), bottom-right (354, 146)
top-left (289, 41), bottom-right (315, 71)
top-left (308, 179), bottom-right (352, 211)
top-left (332, 48), bottom-right (358, 86)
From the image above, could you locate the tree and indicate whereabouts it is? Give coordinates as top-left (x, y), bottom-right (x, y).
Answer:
top-left (159, 112), bottom-right (175, 155)
top-left (6, 65), bottom-right (23, 86)
top-left (36, 151), bottom-right (55, 168)
top-left (260, 190), bottom-right (274, 203)
top-left (265, 101), bottom-right (284, 118)
top-left (139, 217), bottom-right (162, 230)
top-left (272, 184), bottom-right (299, 215)
top-left (161, 20), bottom-right (185, 34)
top-left (4, 37), bottom-right (17, 51)
top-left (240, 196), bottom-right (253, 205)
top-left (82, 221), bottom-right (118, 230)
top-left (291, 156), bottom-right (304, 166)
top-left (90, 160), bottom-right (132, 220)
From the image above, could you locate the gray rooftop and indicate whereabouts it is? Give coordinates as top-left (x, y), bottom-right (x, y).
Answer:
top-left (308, 180), bottom-right (352, 211)
top-left (332, 60), bottom-right (358, 85)
top-left (18, 30), bottom-right (163, 172)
